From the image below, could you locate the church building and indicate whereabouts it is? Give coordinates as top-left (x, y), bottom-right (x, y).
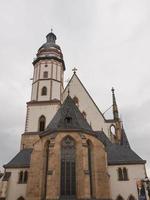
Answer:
top-left (0, 32), bottom-right (148, 200)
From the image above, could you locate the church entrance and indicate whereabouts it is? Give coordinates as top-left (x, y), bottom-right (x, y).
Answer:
top-left (60, 136), bottom-right (76, 198)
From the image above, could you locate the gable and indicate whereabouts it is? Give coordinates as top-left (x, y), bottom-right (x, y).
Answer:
top-left (63, 74), bottom-right (112, 136)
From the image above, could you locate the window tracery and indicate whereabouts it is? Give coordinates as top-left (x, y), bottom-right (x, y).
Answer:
top-left (61, 136), bottom-right (76, 197)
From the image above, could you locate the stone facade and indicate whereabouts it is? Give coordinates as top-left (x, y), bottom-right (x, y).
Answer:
top-left (26, 132), bottom-right (111, 200)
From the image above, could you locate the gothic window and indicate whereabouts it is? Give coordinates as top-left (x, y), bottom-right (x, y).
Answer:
top-left (128, 195), bottom-right (136, 200)
top-left (41, 87), bottom-right (47, 96)
top-left (17, 197), bottom-right (25, 200)
top-left (18, 171), bottom-right (28, 184)
top-left (39, 115), bottom-right (46, 131)
top-left (116, 195), bottom-right (124, 200)
top-left (23, 171), bottom-right (28, 183)
top-left (43, 71), bottom-right (48, 78)
top-left (118, 167), bottom-right (129, 181)
top-left (118, 168), bottom-right (123, 181)
top-left (123, 167), bottom-right (128, 180)
top-left (18, 171), bottom-right (23, 183)
top-left (73, 96), bottom-right (79, 107)
top-left (87, 140), bottom-right (93, 197)
top-left (60, 136), bottom-right (76, 197)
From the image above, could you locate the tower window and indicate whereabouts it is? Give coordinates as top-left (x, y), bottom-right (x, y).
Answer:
top-left (45, 64), bottom-right (48, 67)
top-left (41, 87), bottom-right (47, 96)
top-left (39, 115), bottom-right (46, 131)
top-left (43, 71), bottom-right (48, 78)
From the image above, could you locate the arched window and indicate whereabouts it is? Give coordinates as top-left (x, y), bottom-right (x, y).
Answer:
top-left (118, 168), bottom-right (123, 181)
top-left (61, 136), bottom-right (76, 197)
top-left (110, 125), bottom-right (116, 135)
top-left (39, 115), bottom-right (46, 131)
top-left (23, 171), bottom-right (28, 183)
top-left (43, 71), bottom-right (48, 78)
top-left (17, 197), bottom-right (25, 200)
top-left (116, 195), bottom-right (124, 200)
top-left (128, 195), bottom-right (136, 200)
top-left (73, 96), bottom-right (79, 107)
top-left (41, 87), bottom-right (47, 96)
top-left (87, 140), bottom-right (93, 197)
top-left (123, 168), bottom-right (128, 180)
top-left (18, 171), bottom-right (23, 183)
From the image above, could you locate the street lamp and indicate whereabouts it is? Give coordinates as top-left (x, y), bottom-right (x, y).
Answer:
top-left (142, 176), bottom-right (150, 199)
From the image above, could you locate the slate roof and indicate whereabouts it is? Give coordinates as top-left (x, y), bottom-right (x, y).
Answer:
top-left (95, 131), bottom-right (145, 165)
top-left (4, 149), bottom-right (33, 169)
top-left (120, 128), bottom-right (131, 148)
top-left (44, 95), bottom-right (93, 133)
top-left (107, 144), bottom-right (145, 165)
top-left (2, 172), bottom-right (11, 181)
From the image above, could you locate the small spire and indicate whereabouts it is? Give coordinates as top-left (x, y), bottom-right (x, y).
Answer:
top-left (46, 31), bottom-right (57, 44)
top-left (72, 67), bottom-right (78, 74)
top-left (111, 87), bottom-right (119, 121)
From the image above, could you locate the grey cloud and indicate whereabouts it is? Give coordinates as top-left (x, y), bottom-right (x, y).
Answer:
top-left (0, 0), bottom-right (150, 176)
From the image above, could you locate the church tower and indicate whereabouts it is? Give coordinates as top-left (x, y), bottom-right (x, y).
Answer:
top-left (25, 31), bottom-right (65, 134)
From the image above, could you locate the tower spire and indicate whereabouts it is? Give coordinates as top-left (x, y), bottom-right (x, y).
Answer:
top-left (111, 87), bottom-right (119, 121)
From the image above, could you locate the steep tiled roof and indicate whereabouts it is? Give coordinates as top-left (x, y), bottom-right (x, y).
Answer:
top-left (45, 95), bottom-right (93, 133)
top-left (4, 149), bottom-right (33, 169)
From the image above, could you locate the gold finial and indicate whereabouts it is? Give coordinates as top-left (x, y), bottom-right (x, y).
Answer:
top-left (51, 28), bottom-right (53, 33)
top-left (72, 67), bottom-right (78, 74)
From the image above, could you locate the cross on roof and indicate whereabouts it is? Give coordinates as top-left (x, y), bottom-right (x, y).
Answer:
top-left (72, 67), bottom-right (78, 74)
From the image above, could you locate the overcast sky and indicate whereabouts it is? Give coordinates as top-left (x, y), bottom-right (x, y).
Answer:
top-left (0, 0), bottom-right (150, 176)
